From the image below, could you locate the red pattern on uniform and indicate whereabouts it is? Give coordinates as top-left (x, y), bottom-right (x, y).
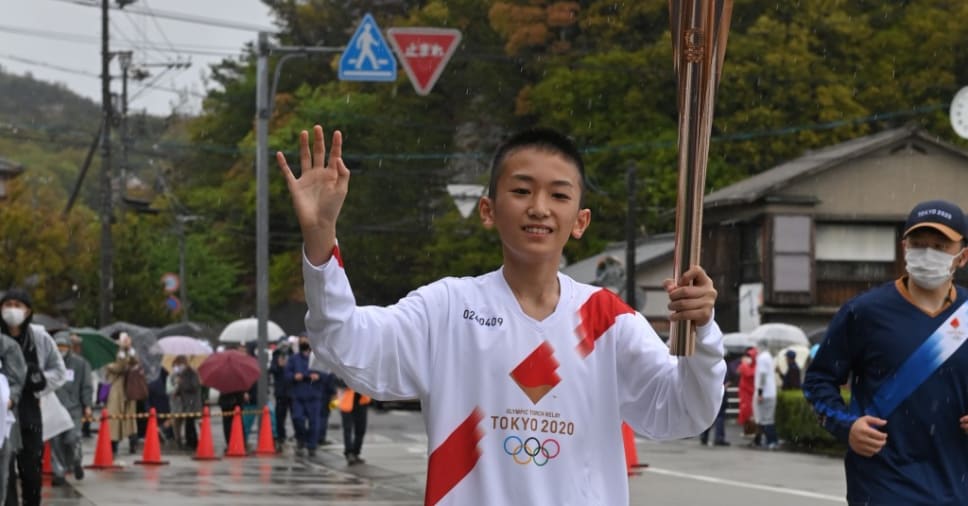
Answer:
top-left (425, 408), bottom-right (485, 505)
top-left (333, 245), bottom-right (344, 268)
top-left (510, 341), bottom-right (560, 388)
top-left (575, 289), bottom-right (634, 357)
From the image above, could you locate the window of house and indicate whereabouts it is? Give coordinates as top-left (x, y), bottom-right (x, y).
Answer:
top-left (772, 215), bottom-right (812, 293)
top-left (815, 224), bottom-right (895, 261)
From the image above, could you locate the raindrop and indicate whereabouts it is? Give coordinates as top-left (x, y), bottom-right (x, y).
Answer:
top-left (929, 424), bottom-right (936, 436)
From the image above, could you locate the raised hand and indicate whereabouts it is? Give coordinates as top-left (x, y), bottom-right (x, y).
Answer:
top-left (276, 125), bottom-right (350, 265)
top-left (663, 265), bottom-right (718, 326)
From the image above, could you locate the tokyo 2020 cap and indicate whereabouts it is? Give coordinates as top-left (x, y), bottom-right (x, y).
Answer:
top-left (903, 200), bottom-right (967, 242)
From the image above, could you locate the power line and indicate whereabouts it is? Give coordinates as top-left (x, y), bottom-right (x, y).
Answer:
top-left (119, 10), bottom-right (166, 62)
top-left (0, 24), bottom-right (97, 44)
top-left (49, 0), bottom-right (276, 32)
top-left (141, 0), bottom-right (180, 55)
top-left (0, 24), bottom-right (245, 55)
top-left (0, 53), bottom-right (99, 77)
top-left (0, 54), bottom-right (204, 98)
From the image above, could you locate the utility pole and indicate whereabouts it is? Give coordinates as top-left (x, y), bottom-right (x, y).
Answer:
top-left (625, 165), bottom-right (637, 309)
top-left (118, 51), bottom-right (132, 210)
top-left (255, 32), bottom-right (270, 412)
top-left (99, 0), bottom-right (114, 326)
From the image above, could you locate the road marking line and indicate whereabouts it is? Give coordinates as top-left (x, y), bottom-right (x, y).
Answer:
top-left (644, 467), bottom-right (845, 503)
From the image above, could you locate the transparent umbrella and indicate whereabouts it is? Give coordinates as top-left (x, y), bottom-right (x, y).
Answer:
top-left (749, 323), bottom-right (809, 356)
top-left (98, 321), bottom-right (161, 381)
top-left (722, 332), bottom-right (755, 354)
top-left (217, 318), bottom-right (286, 344)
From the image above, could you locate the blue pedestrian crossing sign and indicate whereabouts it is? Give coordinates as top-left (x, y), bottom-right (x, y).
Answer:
top-left (339, 13), bottom-right (397, 82)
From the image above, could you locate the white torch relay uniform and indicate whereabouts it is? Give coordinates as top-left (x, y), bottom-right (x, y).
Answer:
top-left (304, 248), bottom-right (726, 506)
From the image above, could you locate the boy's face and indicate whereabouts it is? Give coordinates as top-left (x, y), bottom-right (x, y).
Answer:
top-left (479, 148), bottom-right (590, 265)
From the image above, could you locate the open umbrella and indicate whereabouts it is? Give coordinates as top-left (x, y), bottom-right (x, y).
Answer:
top-left (749, 323), bottom-right (809, 355)
top-left (197, 350), bottom-right (260, 393)
top-left (161, 354), bottom-right (208, 373)
top-left (152, 336), bottom-right (213, 356)
top-left (775, 345), bottom-right (810, 375)
top-left (156, 321), bottom-right (217, 340)
top-left (72, 327), bottom-right (118, 370)
top-left (99, 321), bottom-right (161, 381)
top-left (722, 332), bottom-right (755, 354)
top-left (33, 313), bottom-right (69, 333)
top-left (217, 318), bottom-right (285, 344)
top-left (153, 336), bottom-right (213, 373)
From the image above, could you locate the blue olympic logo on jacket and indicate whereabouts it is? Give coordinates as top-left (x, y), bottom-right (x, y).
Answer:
top-left (503, 435), bottom-right (560, 466)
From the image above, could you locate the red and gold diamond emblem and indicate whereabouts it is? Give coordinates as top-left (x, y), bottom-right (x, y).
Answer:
top-left (509, 341), bottom-right (560, 404)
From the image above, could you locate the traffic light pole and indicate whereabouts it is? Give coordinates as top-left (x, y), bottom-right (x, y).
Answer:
top-left (254, 33), bottom-right (344, 408)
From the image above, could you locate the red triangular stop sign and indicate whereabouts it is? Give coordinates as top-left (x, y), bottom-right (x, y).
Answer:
top-left (387, 28), bottom-right (462, 96)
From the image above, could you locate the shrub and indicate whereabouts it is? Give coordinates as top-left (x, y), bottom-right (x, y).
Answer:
top-left (776, 389), bottom-right (849, 454)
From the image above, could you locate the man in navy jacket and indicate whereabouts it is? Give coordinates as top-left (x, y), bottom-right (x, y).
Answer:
top-left (284, 336), bottom-right (325, 457)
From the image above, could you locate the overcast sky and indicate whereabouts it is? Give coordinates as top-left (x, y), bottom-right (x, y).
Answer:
top-left (0, 0), bottom-right (275, 116)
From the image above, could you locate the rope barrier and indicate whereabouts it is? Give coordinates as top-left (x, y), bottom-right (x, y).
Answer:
top-left (80, 407), bottom-right (265, 423)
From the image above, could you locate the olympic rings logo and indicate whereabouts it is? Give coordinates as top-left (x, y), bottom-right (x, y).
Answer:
top-left (503, 435), bottom-right (560, 466)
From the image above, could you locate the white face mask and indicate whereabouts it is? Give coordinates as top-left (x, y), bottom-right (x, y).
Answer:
top-left (906, 247), bottom-right (962, 289)
top-left (172, 365), bottom-right (184, 374)
top-left (1, 307), bottom-right (26, 328)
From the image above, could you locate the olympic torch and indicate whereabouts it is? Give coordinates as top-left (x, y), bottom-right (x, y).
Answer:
top-left (668, 0), bottom-right (733, 356)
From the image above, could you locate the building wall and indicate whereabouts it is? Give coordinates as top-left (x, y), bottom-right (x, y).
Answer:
top-left (634, 259), bottom-right (673, 335)
top-left (775, 142), bottom-right (968, 218)
top-left (701, 139), bottom-right (968, 332)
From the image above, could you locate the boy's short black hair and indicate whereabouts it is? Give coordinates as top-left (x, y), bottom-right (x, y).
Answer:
top-left (487, 128), bottom-right (586, 202)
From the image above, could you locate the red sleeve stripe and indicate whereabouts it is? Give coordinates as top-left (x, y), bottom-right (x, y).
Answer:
top-left (424, 408), bottom-right (484, 506)
top-left (333, 245), bottom-right (344, 268)
top-left (575, 289), bottom-right (634, 357)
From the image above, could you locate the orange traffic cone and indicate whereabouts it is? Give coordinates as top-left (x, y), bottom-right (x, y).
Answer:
top-left (193, 407), bottom-right (220, 461)
top-left (42, 441), bottom-right (52, 475)
top-left (86, 409), bottom-right (122, 469)
top-left (255, 405), bottom-right (276, 456)
top-left (225, 406), bottom-right (247, 457)
top-left (135, 408), bottom-right (169, 466)
top-left (622, 422), bottom-right (646, 476)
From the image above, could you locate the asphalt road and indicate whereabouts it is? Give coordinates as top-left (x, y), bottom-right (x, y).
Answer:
top-left (40, 407), bottom-right (847, 505)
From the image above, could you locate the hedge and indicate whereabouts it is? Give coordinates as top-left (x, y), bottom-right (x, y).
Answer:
top-left (776, 389), bottom-right (849, 454)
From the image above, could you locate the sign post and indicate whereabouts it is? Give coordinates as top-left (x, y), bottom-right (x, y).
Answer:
top-left (387, 28), bottom-right (461, 95)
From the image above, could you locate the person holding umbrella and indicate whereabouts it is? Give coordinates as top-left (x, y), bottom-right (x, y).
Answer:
top-left (166, 355), bottom-right (202, 451)
top-left (105, 331), bottom-right (141, 456)
top-left (198, 348), bottom-right (260, 453)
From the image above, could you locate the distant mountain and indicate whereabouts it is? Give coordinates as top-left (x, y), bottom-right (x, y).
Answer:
top-left (0, 68), bottom-right (101, 135)
top-left (0, 68), bottom-right (173, 209)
